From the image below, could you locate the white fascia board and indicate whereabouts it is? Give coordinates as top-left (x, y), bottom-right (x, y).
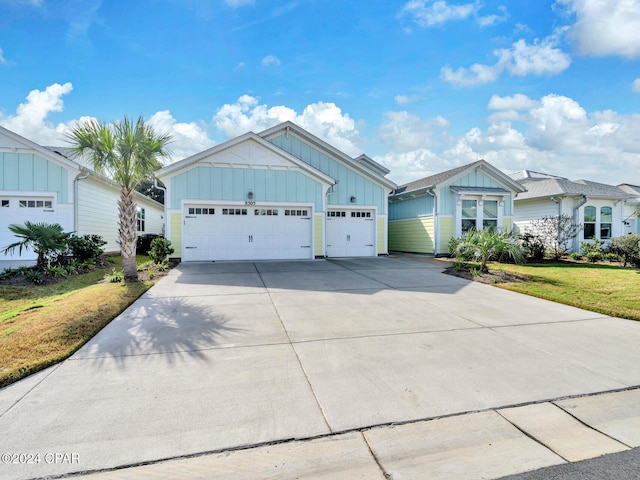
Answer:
top-left (259, 121), bottom-right (397, 190)
top-left (156, 132), bottom-right (335, 187)
top-left (0, 126), bottom-right (82, 174)
top-left (436, 160), bottom-right (526, 194)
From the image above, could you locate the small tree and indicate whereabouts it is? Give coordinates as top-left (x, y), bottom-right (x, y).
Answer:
top-left (455, 229), bottom-right (525, 273)
top-left (528, 214), bottom-right (582, 259)
top-left (2, 222), bottom-right (70, 268)
top-left (608, 234), bottom-right (640, 267)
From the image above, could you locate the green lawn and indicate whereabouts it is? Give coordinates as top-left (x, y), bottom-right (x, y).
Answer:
top-left (0, 256), bottom-right (154, 388)
top-left (492, 262), bottom-right (640, 321)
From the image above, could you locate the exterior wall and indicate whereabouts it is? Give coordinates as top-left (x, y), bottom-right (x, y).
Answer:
top-left (377, 216), bottom-right (386, 254)
top-left (438, 216), bottom-right (455, 255)
top-left (503, 217), bottom-right (513, 232)
top-left (77, 176), bottom-right (164, 252)
top-left (440, 171), bottom-right (510, 215)
top-left (388, 194), bottom-right (434, 220)
top-left (268, 133), bottom-right (387, 214)
top-left (170, 166), bottom-right (324, 211)
top-left (388, 217), bottom-right (434, 254)
top-left (576, 199), bottom-right (625, 245)
top-left (0, 152), bottom-right (74, 204)
top-left (169, 212), bottom-right (182, 255)
top-left (513, 198), bottom-right (561, 234)
top-left (314, 215), bottom-right (323, 257)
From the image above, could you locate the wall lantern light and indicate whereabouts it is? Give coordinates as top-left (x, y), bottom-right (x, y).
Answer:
top-left (350, 196), bottom-right (356, 203)
top-left (247, 191), bottom-right (254, 200)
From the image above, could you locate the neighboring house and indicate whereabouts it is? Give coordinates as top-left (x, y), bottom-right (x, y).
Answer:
top-left (155, 121), bottom-right (396, 261)
top-left (0, 126), bottom-right (164, 268)
top-left (388, 160), bottom-right (525, 256)
top-left (511, 170), bottom-right (636, 252)
top-left (618, 184), bottom-right (640, 235)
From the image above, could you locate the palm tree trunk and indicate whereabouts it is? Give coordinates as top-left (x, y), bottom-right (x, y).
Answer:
top-left (119, 187), bottom-right (139, 282)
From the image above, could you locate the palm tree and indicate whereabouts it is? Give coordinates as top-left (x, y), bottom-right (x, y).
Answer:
top-left (456, 228), bottom-right (525, 273)
top-left (2, 222), bottom-right (70, 269)
top-left (67, 116), bottom-right (171, 281)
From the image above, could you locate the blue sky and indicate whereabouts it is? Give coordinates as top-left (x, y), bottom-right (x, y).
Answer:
top-left (1, 0), bottom-right (639, 186)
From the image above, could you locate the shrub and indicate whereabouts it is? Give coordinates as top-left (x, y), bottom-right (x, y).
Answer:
top-left (25, 270), bottom-right (45, 284)
top-left (148, 237), bottom-right (174, 264)
top-left (2, 222), bottom-right (70, 268)
top-left (137, 234), bottom-right (161, 255)
top-left (454, 229), bottom-right (525, 273)
top-left (608, 234), bottom-right (640, 267)
top-left (519, 233), bottom-right (546, 261)
top-left (105, 268), bottom-right (124, 283)
top-left (45, 265), bottom-right (68, 277)
top-left (67, 234), bottom-right (106, 262)
top-left (568, 252), bottom-right (583, 260)
top-left (585, 251), bottom-right (602, 263)
top-left (529, 215), bottom-right (582, 259)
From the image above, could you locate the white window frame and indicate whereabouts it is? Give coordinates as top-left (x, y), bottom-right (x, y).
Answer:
top-left (455, 195), bottom-right (504, 237)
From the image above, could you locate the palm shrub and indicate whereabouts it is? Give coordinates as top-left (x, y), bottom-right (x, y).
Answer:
top-left (2, 222), bottom-right (70, 269)
top-left (454, 229), bottom-right (525, 273)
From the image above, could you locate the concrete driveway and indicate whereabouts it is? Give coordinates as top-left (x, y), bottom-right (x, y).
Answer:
top-left (1, 255), bottom-right (640, 479)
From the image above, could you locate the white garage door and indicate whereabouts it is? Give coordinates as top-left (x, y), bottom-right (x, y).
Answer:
top-left (326, 209), bottom-right (375, 257)
top-left (182, 205), bottom-right (313, 261)
top-left (0, 196), bottom-right (58, 263)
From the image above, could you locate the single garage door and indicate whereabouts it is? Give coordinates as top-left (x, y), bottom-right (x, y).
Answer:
top-left (182, 205), bottom-right (313, 261)
top-left (326, 209), bottom-right (375, 257)
top-left (0, 196), bottom-right (57, 263)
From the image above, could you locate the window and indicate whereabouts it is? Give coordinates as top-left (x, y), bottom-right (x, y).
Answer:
top-left (137, 207), bottom-right (145, 232)
top-left (1, 200), bottom-right (8, 207)
top-left (254, 209), bottom-right (279, 216)
top-left (285, 209), bottom-right (308, 216)
top-left (188, 207), bottom-right (215, 215)
top-left (482, 200), bottom-right (498, 231)
top-left (327, 211), bottom-right (346, 217)
top-left (583, 206), bottom-right (596, 240)
top-left (600, 206), bottom-right (612, 239)
top-left (222, 208), bottom-right (247, 215)
top-left (351, 211), bottom-right (372, 218)
top-left (461, 200), bottom-right (477, 233)
top-left (17, 199), bottom-right (53, 208)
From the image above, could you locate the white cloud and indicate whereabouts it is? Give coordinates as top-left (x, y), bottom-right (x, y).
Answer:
top-left (0, 47), bottom-right (7, 64)
top-left (400, 0), bottom-right (480, 27)
top-left (441, 31), bottom-right (571, 86)
top-left (477, 5), bottom-right (509, 27)
top-left (633, 78), bottom-right (640, 92)
top-left (380, 93), bottom-right (640, 185)
top-left (0, 82), bottom-right (73, 145)
top-left (213, 95), bottom-right (362, 156)
top-left (261, 54), bottom-right (281, 67)
top-left (394, 94), bottom-right (420, 105)
top-left (147, 111), bottom-right (216, 161)
top-left (225, 0), bottom-right (254, 7)
top-left (558, 0), bottom-right (640, 58)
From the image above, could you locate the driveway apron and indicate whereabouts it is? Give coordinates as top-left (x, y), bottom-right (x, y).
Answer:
top-left (1, 255), bottom-right (640, 479)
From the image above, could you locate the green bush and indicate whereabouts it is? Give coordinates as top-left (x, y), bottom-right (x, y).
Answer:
top-left (608, 234), bottom-right (640, 267)
top-left (585, 251), bottom-right (602, 263)
top-left (148, 237), bottom-right (174, 264)
top-left (67, 234), bottom-right (106, 262)
top-left (453, 229), bottom-right (525, 273)
top-left (25, 270), bottom-right (45, 284)
top-left (569, 252), bottom-right (583, 260)
top-left (519, 233), bottom-right (546, 261)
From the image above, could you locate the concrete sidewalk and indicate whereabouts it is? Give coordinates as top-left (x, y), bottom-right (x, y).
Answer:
top-left (1, 255), bottom-right (639, 480)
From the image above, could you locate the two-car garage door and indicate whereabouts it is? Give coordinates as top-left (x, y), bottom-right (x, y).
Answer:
top-left (183, 205), bottom-right (313, 261)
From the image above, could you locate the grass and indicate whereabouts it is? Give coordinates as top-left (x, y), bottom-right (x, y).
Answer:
top-left (0, 256), bottom-right (154, 388)
top-left (491, 262), bottom-right (640, 321)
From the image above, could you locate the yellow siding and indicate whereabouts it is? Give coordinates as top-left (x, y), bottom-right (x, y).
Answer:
top-left (170, 212), bottom-right (182, 255)
top-left (389, 218), bottom-right (434, 254)
top-left (377, 217), bottom-right (386, 254)
top-left (439, 216), bottom-right (455, 255)
top-left (503, 217), bottom-right (513, 233)
top-left (314, 214), bottom-right (323, 257)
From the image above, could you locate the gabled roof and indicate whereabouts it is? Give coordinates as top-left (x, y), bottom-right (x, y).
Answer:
top-left (391, 160), bottom-right (525, 196)
top-left (508, 169), bottom-right (567, 181)
top-left (258, 121), bottom-right (397, 190)
top-left (0, 125), bottom-right (81, 173)
top-left (516, 177), bottom-right (632, 201)
top-left (155, 130), bottom-right (335, 186)
top-left (619, 184), bottom-right (640, 196)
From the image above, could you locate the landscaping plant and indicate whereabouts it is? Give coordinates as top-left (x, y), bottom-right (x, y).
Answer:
top-left (147, 237), bottom-right (174, 264)
top-left (528, 214), bottom-right (582, 259)
top-left (2, 222), bottom-right (70, 268)
top-left (608, 234), bottom-right (640, 267)
top-left (454, 229), bottom-right (525, 274)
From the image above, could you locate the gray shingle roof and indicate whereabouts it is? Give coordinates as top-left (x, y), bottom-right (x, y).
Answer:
top-left (393, 161), bottom-right (485, 195)
top-left (516, 178), bottom-right (632, 200)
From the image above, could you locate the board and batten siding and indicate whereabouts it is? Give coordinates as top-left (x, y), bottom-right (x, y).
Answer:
top-left (169, 166), bottom-right (324, 211)
top-left (439, 171), bottom-right (513, 216)
top-left (268, 133), bottom-right (387, 214)
top-left (77, 176), bottom-right (164, 252)
top-left (0, 152), bottom-right (74, 204)
top-left (389, 194), bottom-right (434, 220)
top-left (389, 217), bottom-right (435, 254)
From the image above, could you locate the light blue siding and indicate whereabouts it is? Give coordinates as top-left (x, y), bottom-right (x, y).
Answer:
top-left (170, 166), bottom-right (323, 210)
top-left (389, 194), bottom-right (435, 220)
top-left (0, 152), bottom-right (69, 203)
top-left (440, 171), bottom-right (508, 215)
top-left (269, 134), bottom-right (387, 213)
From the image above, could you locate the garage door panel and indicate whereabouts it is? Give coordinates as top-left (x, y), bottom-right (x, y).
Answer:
top-left (326, 209), bottom-right (375, 257)
top-left (182, 205), bottom-right (312, 261)
top-left (1, 197), bottom-right (58, 261)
